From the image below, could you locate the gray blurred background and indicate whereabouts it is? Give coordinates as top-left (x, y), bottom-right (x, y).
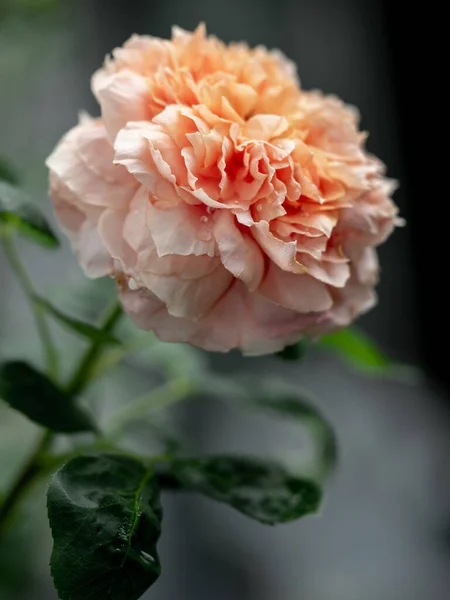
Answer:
top-left (1, 1), bottom-right (449, 599)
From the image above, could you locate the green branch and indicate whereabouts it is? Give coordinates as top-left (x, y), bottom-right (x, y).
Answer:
top-left (1, 229), bottom-right (58, 379)
top-left (0, 302), bottom-right (123, 539)
top-left (0, 431), bottom-right (51, 535)
top-left (65, 302), bottom-right (123, 397)
top-left (106, 377), bottom-right (195, 438)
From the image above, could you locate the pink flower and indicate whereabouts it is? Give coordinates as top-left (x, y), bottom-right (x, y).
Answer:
top-left (46, 24), bottom-right (402, 354)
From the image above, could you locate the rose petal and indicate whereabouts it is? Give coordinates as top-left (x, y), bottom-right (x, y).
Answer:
top-left (213, 210), bottom-right (265, 291)
top-left (76, 222), bottom-right (112, 278)
top-left (92, 69), bottom-right (150, 142)
top-left (46, 118), bottom-right (138, 210)
top-left (299, 253), bottom-right (351, 287)
top-left (140, 259), bottom-right (233, 319)
top-left (147, 202), bottom-right (216, 258)
top-left (252, 220), bottom-right (307, 273)
top-left (97, 209), bottom-right (136, 271)
top-left (259, 261), bottom-right (333, 312)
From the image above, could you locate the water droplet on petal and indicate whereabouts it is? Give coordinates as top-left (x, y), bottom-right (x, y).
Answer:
top-left (233, 200), bottom-right (240, 205)
top-left (256, 204), bottom-right (263, 212)
top-left (128, 278), bottom-right (138, 291)
top-left (200, 215), bottom-right (208, 223)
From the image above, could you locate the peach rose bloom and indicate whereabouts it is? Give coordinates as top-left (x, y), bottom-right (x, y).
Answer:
top-left (46, 24), bottom-right (402, 354)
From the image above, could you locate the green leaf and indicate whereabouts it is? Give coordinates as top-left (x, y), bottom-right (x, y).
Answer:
top-left (319, 327), bottom-right (423, 383)
top-left (0, 159), bottom-right (19, 185)
top-left (34, 296), bottom-right (120, 345)
top-left (254, 394), bottom-right (337, 478)
top-left (319, 327), bottom-right (391, 369)
top-left (0, 181), bottom-right (59, 248)
top-left (48, 454), bottom-right (162, 600)
top-left (0, 361), bottom-right (95, 433)
top-left (0, 525), bottom-right (34, 597)
top-left (160, 455), bottom-right (321, 525)
top-left (276, 340), bottom-right (307, 361)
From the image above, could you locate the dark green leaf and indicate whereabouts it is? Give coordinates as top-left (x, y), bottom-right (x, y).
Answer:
top-left (34, 296), bottom-right (120, 345)
top-left (276, 340), bottom-right (307, 361)
top-left (0, 181), bottom-right (59, 248)
top-left (48, 454), bottom-right (162, 600)
top-left (0, 361), bottom-right (94, 433)
top-left (160, 455), bottom-right (321, 525)
top-left (0, 523), bottom-right (34, 596)
top-left (0, 159), bottom-right (19, 185)
top-left (254, 395), bottom-right (337, 478)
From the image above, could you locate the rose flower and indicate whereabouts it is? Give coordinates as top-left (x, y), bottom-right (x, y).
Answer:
top-left (46, 24), bottom-right (402, 354)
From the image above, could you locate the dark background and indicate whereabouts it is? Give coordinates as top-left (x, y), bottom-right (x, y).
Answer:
top-left (1, 1), bottom-right (450, 599)
top-left (381, 0), bottom-right (447, 388)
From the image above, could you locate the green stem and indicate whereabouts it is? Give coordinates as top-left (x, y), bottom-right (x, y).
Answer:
top-left (88, 336), bottom-right (150, 383)
top-left (1, 230), bottom-right (58, 379)
top-left (107, 377), bottom-right (195, 438)
top-left (0, 431), bottom-right (51, 536)
top-left (0, 303), bottom-right (122, 540)
top-left (65, 302), bottom-right (123, 397)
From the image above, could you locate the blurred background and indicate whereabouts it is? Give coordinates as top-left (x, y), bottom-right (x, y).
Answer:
top-left (1, 1), bottom-right (449, 599)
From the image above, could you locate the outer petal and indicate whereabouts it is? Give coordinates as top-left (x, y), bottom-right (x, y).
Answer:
top-left (240, 292), bottom-right (322, 355)
top-left (258, 262), bottom-right (333, 312)
top-left (49, 173), bottom-right (91, 233)
top-left (97, 208), bottom-right (137, 271)
top-left (299, 254), bottom-right (351, 288)
top-left (122, 186), bottom-right (152, 254)
top-left (140, 259), bottom-right (233, 319)
top-left (353, 246), bottom-right (379, 286)
top-left (117, 286), bottom-right (192, 338)
top-left (76, 222), bottom-right (113, 278)
top-left (111, 34), bottom-right (171, 74)
top-left (120, 281), bottom-right (325, 354)
top-left (330, 282), bottom-right (377, 328)
top-left (92, 70), bottom-right (150, 142)
top-left (46, 118), bottom-right (138, 210)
